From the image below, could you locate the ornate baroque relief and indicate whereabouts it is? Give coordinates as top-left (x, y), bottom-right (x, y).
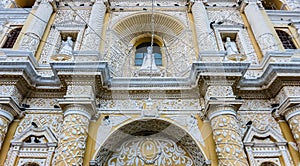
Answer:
top-left (107, 137), bottom-right (194, 166)
top-left (210, 113), bottom-right (248, 165)
top-left (15, 113), bottom-right (63, 139)
top-left (0, 116), bottom-right (10, 149)
top-left (53, 113), bottom-right (89, 165)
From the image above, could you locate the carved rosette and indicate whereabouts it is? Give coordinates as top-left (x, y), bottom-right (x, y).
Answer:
top-left (285, 105), bottom-right (300, 152)
top-left (53, 107), bottom-right (90, 166)
top-left (208, 105), bottom-right (248, 166)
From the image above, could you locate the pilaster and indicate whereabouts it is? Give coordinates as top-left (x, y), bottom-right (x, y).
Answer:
top-left (241, 0), bottom-right (279, 55)
top-left (191, 1), bottom-right (217, 52)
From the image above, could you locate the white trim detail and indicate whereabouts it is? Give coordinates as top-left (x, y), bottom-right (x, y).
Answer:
top-left (0, 109), bottom-right (13, 122)
top-left (64, 109), bottom-right (91, 120)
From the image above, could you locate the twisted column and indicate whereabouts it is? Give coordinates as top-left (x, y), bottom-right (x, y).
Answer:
top-left (81, 0), bottom-right (106, 51)
top-left (208, 105), bottom-right (248, 166)
top-left (192, 1), bottom-right (217, 52)
top-left (19, 1), bottom-right (53, 53)
top-left (284, 105), bottom-right (300, 152)
top-left (53, 105), bottom-right (91, 166)
top-left (243, 1), bottom-right (279, 55)
top-left (0, 105), bottom-right (13, 151)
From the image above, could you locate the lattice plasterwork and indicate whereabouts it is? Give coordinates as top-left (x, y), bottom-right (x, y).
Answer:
top-left (237, 111), bottom-right (282, 135)
top-left (240, 100), bottom-right (272, 110)
top-left (24, 98), bottom-right (58, 108)
top-left (15, 113), bottom-right (63, 139)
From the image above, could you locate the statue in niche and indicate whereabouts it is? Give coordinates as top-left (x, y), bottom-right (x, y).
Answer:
top-left (224, 37), bottom-right (239, 55)
top-left (140, 46), bottom-right (158, 71)
top-left (59, 36), bottom-right (74, 55)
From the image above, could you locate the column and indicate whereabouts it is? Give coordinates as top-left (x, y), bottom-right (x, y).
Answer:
top-left (205, 85), bottom-right (248, 166)
top-left (0, 105), bottom-right (14, 151)
top-left (242, 1), bottom-right (279, 55)
top-left (19, 0), bottom-right (54, 53)
top-left (81, 0), bottom-right (106, 51)
top-left (284, 104), bottom-right (300, 152)
top-left (192, 1), bottom-right (217, 52)
top-left (208, 105), bottom-right (248, 166)
top-left (53, 105), bottom-right (91, 166)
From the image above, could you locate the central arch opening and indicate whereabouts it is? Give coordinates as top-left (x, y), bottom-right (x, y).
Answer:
top-left (93, 119), bottom-right (206, 166)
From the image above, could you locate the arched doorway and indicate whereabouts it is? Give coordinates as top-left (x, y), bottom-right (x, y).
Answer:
top-left (93, 119), bottom-right (207, 166)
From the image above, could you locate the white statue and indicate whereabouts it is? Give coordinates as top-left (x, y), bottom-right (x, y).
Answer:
top-left (224, 37), bottom-right (239, 55)
top-left (59, 36), bottom-right (73, 55)
top-left (140, 46), bottom-right (158, 70)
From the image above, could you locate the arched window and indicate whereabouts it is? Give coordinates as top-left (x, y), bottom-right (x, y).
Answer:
top-left (261, 162), bottom-right (278, 166)
top-left (276, 29), bottom-right (297, 49)
top-left (2, 27), bottom-right (22, 48)
top-left (135, 42), bottom-right (162, 66)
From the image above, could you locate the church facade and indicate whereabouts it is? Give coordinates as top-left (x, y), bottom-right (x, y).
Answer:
top-left (0, 0), bottom-right (300, 165)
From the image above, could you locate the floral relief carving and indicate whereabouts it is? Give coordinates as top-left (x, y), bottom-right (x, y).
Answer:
top-left (288, 115), bottom-right (300, 152)
top-left (107, 137), bottom-right (194, 166)
top-left (0, 85), bottom-right (22, 104)
top-left (52, 114), bottom-right (89, 166)
top-left (210, 114), bottom-right (248, 166)
top-left (205, 86), bottom-right (234, 99)
top-left (15, 114), bottom-right (63, 139)
top-left (0, 117), bottom-right (9, 149)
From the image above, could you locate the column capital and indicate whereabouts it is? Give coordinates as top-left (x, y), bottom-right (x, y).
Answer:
top-left (64, 104), bottom-right (93, 120)
top-left (0, 105), bottom-right (14, 122)
top-left (207, 104), bottom-right (237, 120)
top-left (240, 0), bottom-right (263, 12)
top-left (284, 104), bottom-right (300, 121)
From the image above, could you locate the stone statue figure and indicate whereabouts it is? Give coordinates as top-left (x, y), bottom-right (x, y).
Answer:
top-left (59, 36), bottom-right (73, 55)
top-left (224, 37), bottom-right (239, 55)
top-left (140, 46), bottom-right (158, 70)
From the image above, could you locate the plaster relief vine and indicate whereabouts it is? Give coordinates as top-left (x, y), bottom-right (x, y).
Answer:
top-left (0, 117), bottom-right (9, 149)
top-left (210, 115), bottom-right (248, 165)
top-left (99, 99), bottom-right (201, 111)
top-left (240, 100), bottom-right (272, 110)
top-left (237, 111), bottom-right (282, 135)
top-left (0, 85), bottom-right (22, 104)
top-left (25, 98), bottom-right (58, 108)
top-left (15, 114), bottom-right (63, 138)
top-left (53, 114), bottom-right (89, 165)
top-left (206, 86), bottom-right (233, 99)
top-left (107, 137), bottom-right (194, 166)
top-left (288, 115), bottom-right (300, 150)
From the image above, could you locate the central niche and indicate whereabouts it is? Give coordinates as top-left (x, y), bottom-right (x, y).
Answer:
top-left (105, 12), bottom-right (195, 77)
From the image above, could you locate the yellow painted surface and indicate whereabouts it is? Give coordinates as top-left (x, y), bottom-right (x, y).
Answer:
top-left (35, 12), bottom-right (57, 61)
top-left (240, 12), bottom-right (263, 62)
top-left (278, 120), bottom-right (300, 165)
top-left (0, 120), bottom-right (20, 165)
top-left (188, 12), bottom-right (199, 60)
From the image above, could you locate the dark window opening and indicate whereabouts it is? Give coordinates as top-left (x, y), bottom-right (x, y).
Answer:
top-left (276, 30), bottom-right (297, 49)
top-left (135, 42), bottom-right (162, 66)
top-left (2, 27), bottom-right (22, 48)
